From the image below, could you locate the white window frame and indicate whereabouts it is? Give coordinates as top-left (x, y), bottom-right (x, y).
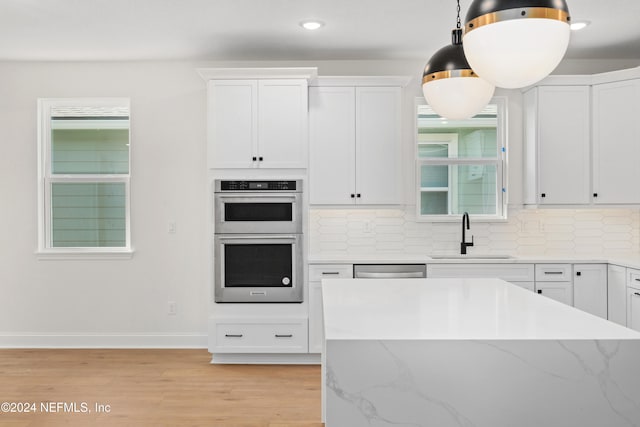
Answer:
top-left (415, 96), bottom-right (508, 222)
top-left (37, 98), bottom-right (132, 258)
top-left (417, 133), bottom-right (459, 215)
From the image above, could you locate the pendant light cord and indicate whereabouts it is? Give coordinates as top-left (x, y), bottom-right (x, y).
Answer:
top-left (452, 0), bottom-right (463, 45)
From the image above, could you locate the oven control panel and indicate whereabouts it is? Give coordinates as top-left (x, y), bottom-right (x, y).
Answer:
top-left (218, 180), bottom-right (299, 191)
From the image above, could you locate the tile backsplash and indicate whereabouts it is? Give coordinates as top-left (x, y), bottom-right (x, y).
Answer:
top-left (308, 207), bottom-right (640, 256)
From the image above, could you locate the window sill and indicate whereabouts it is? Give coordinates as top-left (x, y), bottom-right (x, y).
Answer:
top-left (36, 248), bottom-right (134, 261)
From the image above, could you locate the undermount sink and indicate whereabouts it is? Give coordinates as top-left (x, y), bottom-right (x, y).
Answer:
top-left (429, 254), bottom-right (514, 260)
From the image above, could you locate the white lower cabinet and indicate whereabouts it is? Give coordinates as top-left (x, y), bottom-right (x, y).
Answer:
top-left (608, 264), bottom-right (627, 326)
top-left (535, 282), bottom-right (574, 306)
top-left (534, 264), bottom-right (574, 306)
top-left (627, 269), bottom-right (640, 332)
top-left (573, 264), bottom-right (607, 319)
top-left (308, 264), bottom-right (353, 353)
top-left (210, 317), bottom-right (308, 353)
top-left (627, 286), bottom-right (640, 333)
top-left (535, 264), bottom-right (573, 305)
top-left (511, 282), bottom-right (535, 292)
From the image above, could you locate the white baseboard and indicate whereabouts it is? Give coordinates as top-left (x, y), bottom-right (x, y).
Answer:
top-left (211, 352), bottom-right (321, 365)
top-left (0, 333), bottom-right (208, 348)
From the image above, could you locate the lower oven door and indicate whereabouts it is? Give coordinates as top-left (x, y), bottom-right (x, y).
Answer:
top-left (214, 234), bottom-right (303, 303)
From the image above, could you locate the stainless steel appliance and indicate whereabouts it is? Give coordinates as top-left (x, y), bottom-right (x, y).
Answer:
top-left (214, 180), bottom-right (302, 234)
top-left (353, 264), bottom-right (427, 279)
top-left (214, 180), bottom-right (303, 303)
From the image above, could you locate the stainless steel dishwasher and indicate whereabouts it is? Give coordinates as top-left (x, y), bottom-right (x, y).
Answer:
top-left (353, 264), bottom-right (426, 279)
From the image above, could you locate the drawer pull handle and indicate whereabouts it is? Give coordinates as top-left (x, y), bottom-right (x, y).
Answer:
top-left (537, 290), bottom-right (543, 294)
top-left (225, 334), bottom-right (243, 338)
top-left (635, 293), bottom-right (640, 297)
top-left (635, 278), bottom-right (640, 282)
top-left (275, 334), bottom-right (293, 338)
top-left (322, 272), bottom-right (340, 275)
top-left (544, 271), bottom-right (563, 275)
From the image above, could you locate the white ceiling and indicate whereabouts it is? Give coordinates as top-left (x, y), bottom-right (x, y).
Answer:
top-left (1, 0), bottom-right (639, 62)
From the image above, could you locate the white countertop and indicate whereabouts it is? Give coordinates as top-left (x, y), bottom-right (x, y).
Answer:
top-left (309, 253), bottom-right (640, 269)
top-left (322, 278), bottom-right (640, 341)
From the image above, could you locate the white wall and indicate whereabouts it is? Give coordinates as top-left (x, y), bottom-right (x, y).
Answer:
top-left (0, 57), bottom-right (635, 347)
top-left (0, 61), bottom-right (208, 347)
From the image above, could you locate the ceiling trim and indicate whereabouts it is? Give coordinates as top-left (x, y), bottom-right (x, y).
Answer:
top-left (197, 67), bottom-right (318, 81)
top-left (309, 76), bottom-right (414, 87)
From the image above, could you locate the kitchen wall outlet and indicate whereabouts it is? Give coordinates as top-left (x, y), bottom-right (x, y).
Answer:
top-left (168, 221), bottom-right (176, 234)
top-left (168, 301), bottom-right (177, 315)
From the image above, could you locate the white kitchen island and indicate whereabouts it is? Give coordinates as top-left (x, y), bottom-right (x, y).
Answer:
top-left (322, 278), bottom-right (640, 427)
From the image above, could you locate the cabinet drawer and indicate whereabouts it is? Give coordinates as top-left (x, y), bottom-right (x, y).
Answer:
top-left (427, 264), bottom-right (534, 282)
top-left (309, 264), bottom-right (353, 281)
top-left (535, 264), bottom-right (572, 282)
top-left (628, 268), bottom-right (640, 289)
top-left (211, 318), bottom-right (308, 353)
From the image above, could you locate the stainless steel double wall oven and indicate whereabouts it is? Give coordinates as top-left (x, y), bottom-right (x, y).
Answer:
top-left (213, 180), bottom-right (303, 303)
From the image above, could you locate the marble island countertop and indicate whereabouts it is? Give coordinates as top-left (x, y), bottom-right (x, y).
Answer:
top-left (322, 277), bottom-right (640, 427)
top-left (322, 278), bottom-right (640, 340)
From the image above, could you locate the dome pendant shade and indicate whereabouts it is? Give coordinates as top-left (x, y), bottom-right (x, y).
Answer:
top-left (422, 30), bottom-right (495, 120)
top-left (463, 0), bottom-right (571, 89)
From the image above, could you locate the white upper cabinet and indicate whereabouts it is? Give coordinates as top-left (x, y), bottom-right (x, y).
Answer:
top-left (208, 80), bottom-right (256, 169)
top-left (309, 84), bottom-right (402, 205)
top-left (524, 85), bottom-right (591, 205)
top-left (592, 79), bottom-right (640, 204)
top-left (308, 86), bottom-right (356, 204)
top-left (207, 78), bottom-right (308, 169)
top-left (355, 87), bottom-right (402, 205)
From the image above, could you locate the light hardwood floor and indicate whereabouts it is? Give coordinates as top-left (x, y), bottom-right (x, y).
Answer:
top-left (0, 349), bottom-right (323, 427)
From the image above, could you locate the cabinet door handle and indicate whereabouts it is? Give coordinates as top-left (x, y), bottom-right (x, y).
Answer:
top-left (537, 290), bottom-right (543, 294)
top-left (634, 293), bottom-right (640, 297)
top-left (350, 194), bottom-right (355, 198)
top-left (541, 193), bottom-right (546, 198)
top-left (356, 194), bottom-right (361, 198)
top-left (225, 334), bottom-right (243, 338)
top-left (259, 156), bottom-right (264, 161)
top-left (544, 271), bottom-right (563, 275)
top-left (275, 334), bottom-right (293, 338)
top-left (576, 272), bottom-right (581, 276)
top-left (322, 272), bottom-right (340, 275)
top-left (593, 193), bottom-right (598, 198)
top-left (634, 278), bottom-right (640, 282)
top-left (252, 156), bottom-right (257, 161)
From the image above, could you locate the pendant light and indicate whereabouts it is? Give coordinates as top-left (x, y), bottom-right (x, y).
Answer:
top-left (462, 0), bottom-right (571, 89)
top-left (422, 0), bottom-right (494, 120)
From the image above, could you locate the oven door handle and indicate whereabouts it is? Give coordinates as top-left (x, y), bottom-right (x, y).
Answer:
top-left (356, 271), bottom-right (426, 279)
top-left (216, 195), bottom-right (298, 202)
top-left (217, 235), bottom-right (299, 240)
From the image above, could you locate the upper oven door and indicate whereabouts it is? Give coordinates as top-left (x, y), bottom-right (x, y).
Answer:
top-left (214, 192), bottom-right (302, 234)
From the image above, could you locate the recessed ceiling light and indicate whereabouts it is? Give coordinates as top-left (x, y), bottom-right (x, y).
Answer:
top-left (570, 20), bottom-right (590, 31)
top-left (300, 20), bottom-right (324, 31)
